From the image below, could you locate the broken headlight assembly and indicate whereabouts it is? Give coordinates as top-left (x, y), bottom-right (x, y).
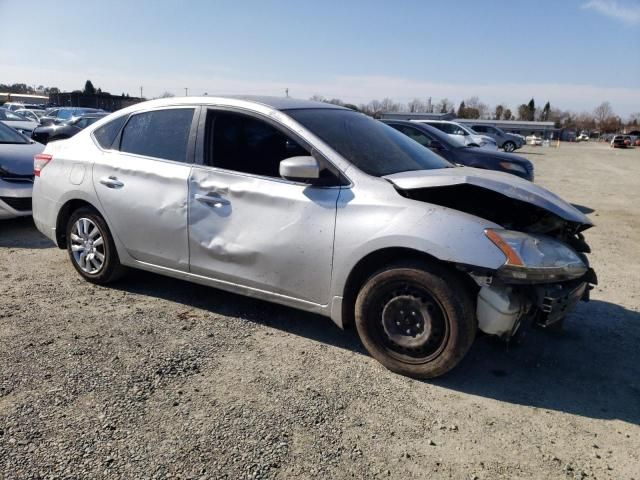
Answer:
top-left (485, 229), bottom-right (587, 283)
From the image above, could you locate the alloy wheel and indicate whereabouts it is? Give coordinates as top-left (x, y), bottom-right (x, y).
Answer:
top-left (70, 217), bottom-right (106, 274)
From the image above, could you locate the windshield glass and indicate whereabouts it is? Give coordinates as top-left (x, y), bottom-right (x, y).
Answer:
top-left (286, 109), bottom-right (452, 176)
top-left (0, 122), bottom-right (29, 144)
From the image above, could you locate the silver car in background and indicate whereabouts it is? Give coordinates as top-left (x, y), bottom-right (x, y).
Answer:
top-left (32, 96), bottom-right (596, 378)
top-left (412, 120), bottom-right (498, 150)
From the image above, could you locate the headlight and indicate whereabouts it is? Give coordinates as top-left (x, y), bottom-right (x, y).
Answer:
top-left (498, 162), bottom-right (527, 174)
top-left (485, 229), bottom-right (587, 282)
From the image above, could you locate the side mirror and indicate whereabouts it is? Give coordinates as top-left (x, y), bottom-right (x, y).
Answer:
top-left (279, 156), bottom-right (320, 181)
top-left (430, 140), bottom-right (445, 150)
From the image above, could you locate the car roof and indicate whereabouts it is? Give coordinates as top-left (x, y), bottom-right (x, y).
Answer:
top-left (117, 95), bottom-right (347, 114)
top-left (381, 119), bottom-right (458, 145)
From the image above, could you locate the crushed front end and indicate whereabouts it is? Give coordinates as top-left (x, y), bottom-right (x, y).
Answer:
top-left (469, 227), bottom-right (597, 338)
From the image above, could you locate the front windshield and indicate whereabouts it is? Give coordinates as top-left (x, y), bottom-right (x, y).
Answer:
top-left (286, 109), bottom-right (452, 176)
top-left (0, 122), bottom-right (29, 144)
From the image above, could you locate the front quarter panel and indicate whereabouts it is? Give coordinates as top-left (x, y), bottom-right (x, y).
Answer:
top-left (331, 177), bottom-right (506, 297)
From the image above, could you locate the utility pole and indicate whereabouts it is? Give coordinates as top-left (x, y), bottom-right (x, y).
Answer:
top-left (185, 87), bottom-right (189, 96)
top-left (140, 86), bottom-right (143, 99)
top-left (285, 88), bottom-right (289, 98)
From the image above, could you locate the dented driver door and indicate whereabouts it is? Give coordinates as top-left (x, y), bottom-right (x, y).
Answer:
top-left (187, 167), bottom-right (340, 305)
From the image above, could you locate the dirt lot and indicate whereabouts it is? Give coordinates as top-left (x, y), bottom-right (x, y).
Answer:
top-left (1, 142), bottom-right (639, 479)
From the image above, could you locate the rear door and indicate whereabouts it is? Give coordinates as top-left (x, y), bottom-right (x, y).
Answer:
top-left (92, 106), bottom-right (199, 271)
top-left (187, 108), bottom-right (340, 304)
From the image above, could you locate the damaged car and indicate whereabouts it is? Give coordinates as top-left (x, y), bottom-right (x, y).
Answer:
top-left (0, 122), bottom-right (43, 219)
top-left (32, 96), bottom-right (596, 378)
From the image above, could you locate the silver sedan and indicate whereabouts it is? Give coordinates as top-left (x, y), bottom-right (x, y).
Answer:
top-left (32, 96), bottom-right (596, 378)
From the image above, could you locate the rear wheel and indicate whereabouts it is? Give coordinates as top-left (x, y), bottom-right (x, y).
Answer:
top-left (354, 261), bottom-right (476, 379)
top-left (66, 207), bottom-right (125, 284)
top-left (503, 141), bottom-right (516, 152)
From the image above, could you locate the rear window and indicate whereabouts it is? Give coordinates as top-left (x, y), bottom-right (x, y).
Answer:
top-left (93, 115), bottom-right (128, 149)
top-left (119, 108), bottom-right (194, 163)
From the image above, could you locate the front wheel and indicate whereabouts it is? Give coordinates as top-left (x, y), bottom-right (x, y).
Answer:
top-left (503, 141), bottom-right (516, 152)
top-left (66, 207), bottom-right (125, 284)
top-left (354, 261), bottom-right (476, 379)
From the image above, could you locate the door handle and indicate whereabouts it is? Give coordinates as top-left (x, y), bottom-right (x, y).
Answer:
top-left (99, 176), bottom-right (124, 189)
top-left (195, 193), bottom-right (230, 208)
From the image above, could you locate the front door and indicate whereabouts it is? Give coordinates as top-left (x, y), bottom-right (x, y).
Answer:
top-left (93, 107), bottom-right (197, 271)
top-left (188, 109), bottom-right (340, 304)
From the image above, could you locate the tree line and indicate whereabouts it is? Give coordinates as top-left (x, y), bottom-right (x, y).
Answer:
top-left (1, 81), bottom-right (131, 100)
top-left (311, 95), bottom-right (639, 133)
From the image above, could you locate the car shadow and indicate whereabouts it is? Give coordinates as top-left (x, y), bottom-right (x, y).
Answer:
top-left (435, 299), bottom-right (640, 426)
top-left (0, 217), bottom-right (55, 249)
top-left (113, 270), bottom-right (640, 425)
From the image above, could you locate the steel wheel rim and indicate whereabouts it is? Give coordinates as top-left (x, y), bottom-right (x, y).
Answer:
top-left (373, 282), bottom-right (450, 364)
top-left (70, 218), bottom-right (105, 274)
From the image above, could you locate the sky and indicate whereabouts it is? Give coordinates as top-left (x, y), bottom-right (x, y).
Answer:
top-left (1, 0), bottom-right (639, 116)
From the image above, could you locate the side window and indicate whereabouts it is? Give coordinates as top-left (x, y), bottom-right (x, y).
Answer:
top-left (120, 108), bottom-right (195, 163)
top-left (93, 115), bottom-right (127, 149)
top-left (205, 110), bottom-right (308, 178)
top-left (451, 125), bottom-right (467, 136)
top-left (74, 118), bottom-right (90, 129)
top-left (394, 125), bottom-right (432, 147)
top-left (473, 125), bottom-right (486, 133)
top-left (430, 123), bottom-right (449, 134)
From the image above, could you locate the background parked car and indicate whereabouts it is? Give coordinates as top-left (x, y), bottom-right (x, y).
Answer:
top-left (526, 134), bottom-right (543, 146)
top-left (0, 109), bottom-right (38, 135)
top-left (14, 109), bottom-right (45, 123)
top-left (39, 107), bottom-right (103, 126)
top-left (32, 112), bottom-right (108, 144)
top-left (467, 124), bottom-right (524, 152)
top-left (383, 120), bottom-right (534, 180)
top-left (413, 120), bottom-right (498, 150)
top-left (611, 135), bottom-right (632, 148)
top-left (0, 121), bottom-right (43, 219)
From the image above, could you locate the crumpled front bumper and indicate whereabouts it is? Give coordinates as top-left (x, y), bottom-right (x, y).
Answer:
top-left (532, 268), bottom-right (597, 327)
top-left (475, 268), bottom-right (597, 337)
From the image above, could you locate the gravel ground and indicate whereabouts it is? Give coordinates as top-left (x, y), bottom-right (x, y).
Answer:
top-left (1, 142), bottom-right (639, 479)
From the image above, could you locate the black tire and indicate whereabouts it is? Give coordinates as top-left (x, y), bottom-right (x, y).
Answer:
top-left (354, 260), bottom-right (476, 379)
top-left (66, 207), bottom-right (125, 284)
top-left (503, 141), bottom-right (516, 152)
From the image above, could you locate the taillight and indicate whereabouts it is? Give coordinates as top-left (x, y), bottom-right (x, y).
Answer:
top-left (34, 153), bottom-right (53, 177)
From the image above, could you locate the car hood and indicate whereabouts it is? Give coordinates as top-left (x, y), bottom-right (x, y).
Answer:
top-left (459, 148), bottom-right (531, 166)
top-left (0, 141), bottom-right (44, 177)
top-left (384, 167), bottom-right (592, 228)
top-left (1, 120), bottom-right (38, 130)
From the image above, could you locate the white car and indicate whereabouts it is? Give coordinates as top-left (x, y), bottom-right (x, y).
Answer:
top-left (1, 102), bottom-right (26, 112)
top-left (526, 134), bottom-right (543, 146)
top-left (412, 120), bottom-right (498, 150)
top-left (0, 109), bottom-right (39, 135)
top-left (14, 109), bottom-right (45, 124)
top-left (577, 133), bottom-right (589, 142)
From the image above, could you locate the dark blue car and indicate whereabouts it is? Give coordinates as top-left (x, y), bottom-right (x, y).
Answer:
top-left (382, 119), bottom-right (534, 181)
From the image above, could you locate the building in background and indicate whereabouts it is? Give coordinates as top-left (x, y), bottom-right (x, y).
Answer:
top-left (48, 92), bottom-right (143, 111)
top-left (0, 93), bottom-right (49, 105)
